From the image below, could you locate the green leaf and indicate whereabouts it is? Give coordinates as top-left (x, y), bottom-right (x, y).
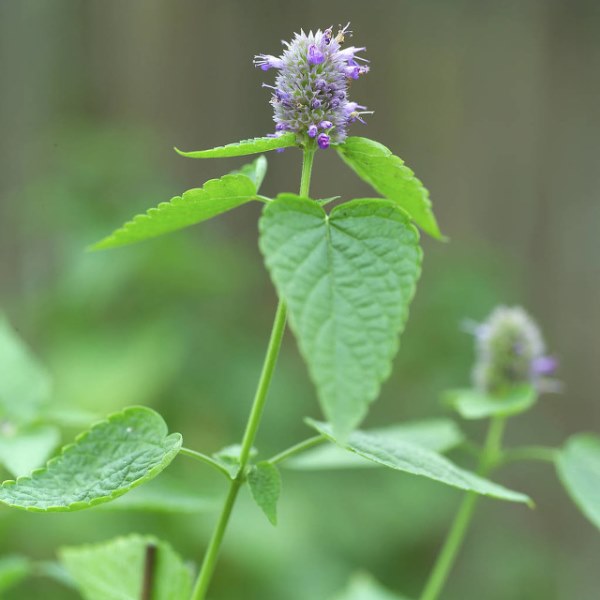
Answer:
top-left (0, 424), bottom-right (60, 477)
top-left (308, 420), bottom-right (531, 504)
top-left (175, 132), bottom-right (296, 158)
top-left (0, 315), bottom-right (52, 425)
top-left (337, 137), bottom-right (444, 240)
top-left (0, 556), bottom-right (31, 595)
top-left (247, 461), bottom-right (281, 526)
top-left (444, 385), bottom-right (536, 420)
top-left (92, 162), bottom-right (262, 251)
top-left (229, 155), bottom-right (268, 190)
top-left (332, 573), bottom-right (409, 600)
top-left (213, 444), bottom-right (258, 478)
top-left (556, 434), bottom-right (600, 530)
top-left (260, 195), bottom-right (422, 439)
top-left (61, 535), bottom-right (192, 600)
top-left (288, 419), bottom-right (463, 470)
top-left (0, 406), bottom-right (182, 512)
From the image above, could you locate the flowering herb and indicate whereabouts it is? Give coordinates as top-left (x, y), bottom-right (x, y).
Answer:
top-left (0, 22), bottom-right (598, 600)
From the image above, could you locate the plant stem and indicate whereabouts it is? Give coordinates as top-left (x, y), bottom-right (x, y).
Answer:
top-left (179, 447), bottom-right (232, 479)
top-left (189, 146), bottom-right (315, 600)
top-left (269, 435), bottom-right (327, 466)
top-left (419, 417), bottom-right (506, 600)
top-left (500, 445), bottom-right (557, 466)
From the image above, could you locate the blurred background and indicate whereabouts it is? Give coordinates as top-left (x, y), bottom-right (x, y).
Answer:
top-left (1, 0), bottom-right (599, 598)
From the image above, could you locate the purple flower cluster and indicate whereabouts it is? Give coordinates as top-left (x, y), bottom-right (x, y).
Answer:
top-left (472, 306), bottom-right (559, 395)
top-left (254, 24), bottom-right (370, 149)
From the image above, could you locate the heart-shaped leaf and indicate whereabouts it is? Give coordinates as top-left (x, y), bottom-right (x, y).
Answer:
top-left (175, 133), bottom-right (296, 158)
top-left (61, 535), bottom-right (192, 600)
top-left (308, 420), bottom-right (531, 504)
top-left (92, 157), bottom-right (266, 251)
top-left (556, 433), bottom-right (600, 530)
top-left (337, 137), bottom-right (444, 240)
top-left (260, 195), bottom-right (422, 438)
top-left (0, 406), bottom-right (181, 512)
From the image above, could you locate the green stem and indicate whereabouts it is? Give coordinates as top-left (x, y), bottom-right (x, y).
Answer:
top-left (500, 445), bottom-right (557, 466)
top-left (189, 146), bottom-right (315, 600)
top-left (419, 417), bottom-right (506, 600)
top-left (179, 447), bottom-right (232, 479)
top-left (268, 435), bottom-right (327, 466)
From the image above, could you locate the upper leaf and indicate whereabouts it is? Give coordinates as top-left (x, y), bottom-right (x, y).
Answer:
top-left (61, 535), bottom-right (192, 600)
top-left (337, 137), bottom-right (444, 240)
top-left (0, 406), bottom-right (182, 512)
top-left (92, 158), bottom-right (264, 251)
top-left (247, 461), bottom-right (281, 526)
top-left (308, 420), bottom-right (531, 504)
top-left (288, 419), bottom-right (463, 470)
top-left (556, 433), bottom-right (600, 530)
top-left (175, 133), bottom-right (296, 158)
top-left (229, 155), bottom-right (268, 189)
top-left (260, 195), bottom-right (422, 439)
top-left (0, 315), bottom-right (52, 425)
top-left (331, 573), bottom-right (409, 600)
top-left (444, 385), bottom-right (536, 420)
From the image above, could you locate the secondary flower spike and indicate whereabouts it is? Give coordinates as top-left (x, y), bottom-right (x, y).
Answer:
top-left (472, 306), bottom-right (559, 395)
top-left (254, 23), bottom-right (371, 148)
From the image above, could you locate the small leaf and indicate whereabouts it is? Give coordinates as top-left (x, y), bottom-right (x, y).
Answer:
top-left (445, 385), bottom-right (536, 420)
top-left (332, 573), bottom-right (409, 600)
top-left (260, 195), bottom-right (422, 439)
top-left (0, 315), bottom-right (52, 425)
top-left (0, 424), bottom-right (60, 477)
top-left (61, 535), bottom-right (192, 600)
top-left (337, 137), bottom-right (444, 240)
top-left (92, 167), bottom-right (260, 251)
top-left (0, 406), bottom-right (182, 512)
top-left (248, 461), bottom-right (281, 526)
top-left (213, 444), bottom-right (258, 478)
top-left (288, 419), bottom-right (463, 470)
top-left (0, 556), bottom-right (31, 595)
top-left (556, 434), bottom-right (600, 530)
top-left (308, 420), bottom-right (531, 503)
top-left (175, 132), bottom-right (296, 158)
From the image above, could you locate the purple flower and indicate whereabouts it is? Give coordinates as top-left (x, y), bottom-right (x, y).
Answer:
top-left (317, 133), bottom-right (330, 149)
top-left (531, 355), bottom-right (558, 377)
top-left (254, 23), bottom-right (370, 148)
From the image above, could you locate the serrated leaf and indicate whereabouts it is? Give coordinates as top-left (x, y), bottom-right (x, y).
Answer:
top-left (175, 132), bottom-right (296, 158)
top-left (0, 424), bottom-right (60, 477)
top-left (308, 420), bottom-right (531, 503)
top-left (0, 406), bottom-right (181, 512)
top-left (260, 195), bottom-right (422, 439)
top-left (0, 555), bottom-right (31, 595)
top-left (92, 165), bottom-right (261, 251)
top-left (288, 419), bottom-right (463, 470)
top-left (61, 535), bottom-right (192, 600)
top-left (332, 573), bottom-right (409, 600)
top-left (0, 315), bottom-right (52, 425)
top-left (556, 434), bottom-right (600, 530)
top-left (248, 461), bottom-right (281, 526)
top-left (228, 155), bottom-right (268, 190)
top-left (444, 385), bottom-right (536, 420)
top-left (337, 137), bottom-right (444, 240)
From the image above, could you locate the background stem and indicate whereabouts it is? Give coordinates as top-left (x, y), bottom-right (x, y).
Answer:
top-left (189, 146), bottom-right (315, 600)
top-left (419, 417), bottom-right (506, 600)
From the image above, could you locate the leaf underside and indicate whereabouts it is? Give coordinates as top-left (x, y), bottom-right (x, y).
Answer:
top-left (0, 406), bottom-right (182, 512)
top-left (260, 195), bottom-right (422, 439)
top-left (248, 461), bottom-right (281, 525)
top-left (308, 420), bottom-right (531, 504)
top-left (337, 136), bottom-right (443, 240)
top-left (444, 385), bottom-right (536, 420)
top-left (175, 132), bottom-right (296, 158)
top-left (92, 157), bottom-right (265, 250)
top-left (556, 433), bottom-right (600, 530)
top-left (288, 419), bottom-right (463, 470)
top-left (61, 534), bottom-right (192, 600)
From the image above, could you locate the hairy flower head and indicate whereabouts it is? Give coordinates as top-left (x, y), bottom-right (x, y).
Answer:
top-left (472, 306), bottom-right (558, 395)
top-left (254, 23), bottom-right (370, 149)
